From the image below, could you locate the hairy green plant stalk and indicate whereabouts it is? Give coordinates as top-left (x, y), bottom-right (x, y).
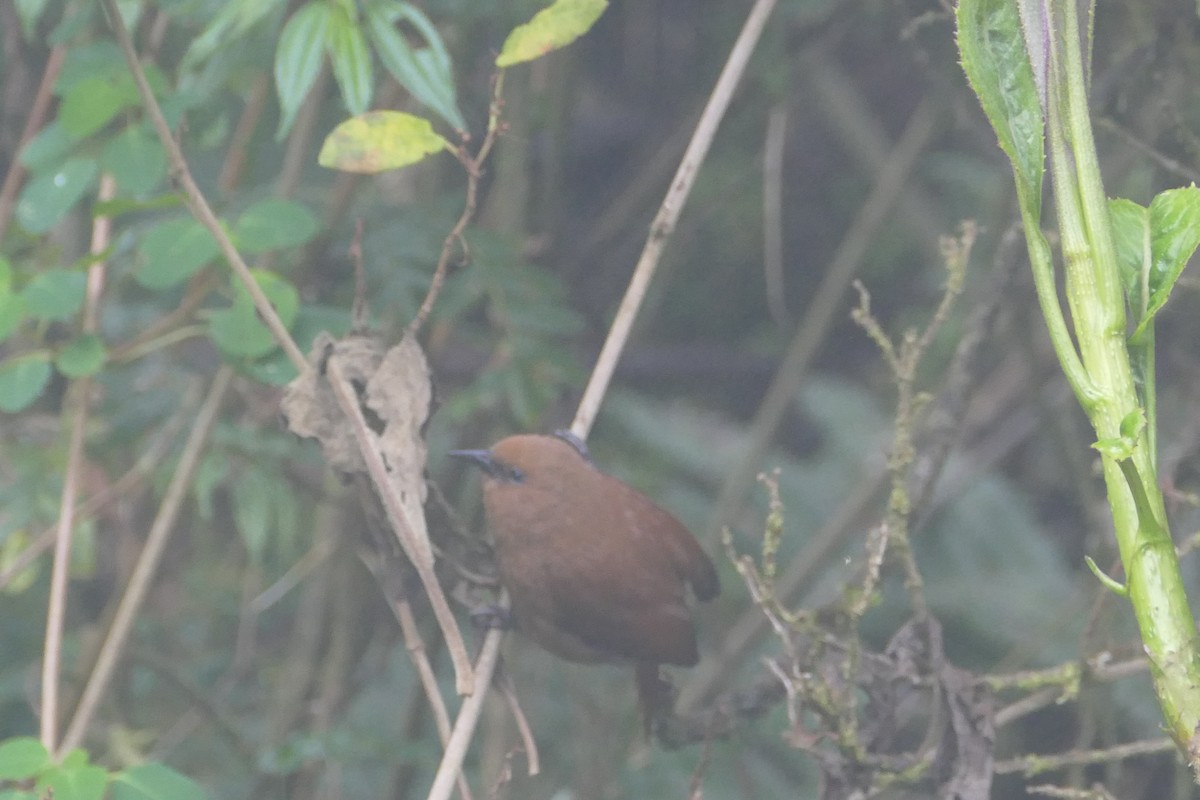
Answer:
top-left (958, 0), bottom-right (1200, 765)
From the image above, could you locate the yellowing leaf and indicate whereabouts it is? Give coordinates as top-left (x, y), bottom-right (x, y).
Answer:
top-left (318, 111), bottom-right (448, 174)
top-left (496, 0), bottom-right (607, 68)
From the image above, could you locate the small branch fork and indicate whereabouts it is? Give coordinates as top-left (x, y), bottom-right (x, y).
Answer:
top-left (406, 73), bottom-right (507, 339)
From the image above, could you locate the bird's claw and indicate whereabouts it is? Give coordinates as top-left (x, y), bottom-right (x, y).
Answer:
top-left (470, 604), bottom-right (515, 631)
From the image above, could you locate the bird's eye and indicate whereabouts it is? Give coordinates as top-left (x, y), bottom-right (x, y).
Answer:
top-left (502, 465), bottom-right (525, 483)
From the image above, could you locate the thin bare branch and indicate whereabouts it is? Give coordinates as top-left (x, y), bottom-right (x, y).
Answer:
top-left (99, 0), bottom-right (308, 374)
top-left (0, 44), bottom-right (64, 243)
top-left (570, 0), bottom-right (782, 440)
top-left (406, 73), bottom-right (507, 339)
top-left (427, 625), bottom-right (505, 800)
top-left (323, 356), bottom-right (475, 695)
top-left (59, 366), bottom-right (235, 755)
top-left (704, 95), bottom-right (939, 544)
top-left (40, 173), bottom-right (116, 751)
top-left (994, 737), bottom-right (1178, 776)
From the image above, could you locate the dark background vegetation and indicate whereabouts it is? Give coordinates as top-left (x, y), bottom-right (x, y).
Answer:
top-left (3, 0), bottom-right (1200, 797)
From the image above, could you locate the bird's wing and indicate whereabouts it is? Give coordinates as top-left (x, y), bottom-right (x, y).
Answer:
top-left (608, 477), bottom-right (720, 602)
top-left (544, 562), bottom-right (702, 666)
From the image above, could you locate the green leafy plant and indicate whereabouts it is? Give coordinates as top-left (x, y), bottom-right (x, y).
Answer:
top-left (0, 737), bottom-right (205, 800)
top-left (958, 0), bottom-right (1200, 765)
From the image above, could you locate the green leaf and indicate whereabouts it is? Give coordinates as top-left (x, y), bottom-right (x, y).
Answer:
top-left (136, 217), bottom-right (222, 290)
top-left (15, 0), bottom-right (52, 39)
top-left (1094, 433), bottom-right (1137, 461)
top-left (19, 123), bottom-right (74, 173)
top-left (0, 292), bottom-right (25, 342)
top-left (56, 42), bottom-right (125, 92)
top-left (111, 763), bottom-right (207, 800)
top-left (1108, 197), bottom-right (1149, 310)
top-left (1130, 186), bottom-right (1200, 343)
top-left (274, 2), bottom-right (333, 139)
top-left (16, 157), bottom-right (99, 234)
top-left (956, 0), bottom-right (1045, 218)
top-left (186, 0), bottom-right (287, 69)
top-left (318, 110), bottom-right (447, 173)
top-left (365, 2), bottom-right (465, 130)
top-left (495, 0), bottom-right (607, 68)
top-left (101, 126), bottom-right (167, 196)
top-left (0, 353), bottom-right (52, 412)
top-left (327, 6), bottom-right (373, 116)
top-left (234, 199), bottom-right (319, 254)
top-left (232, 466), bottom-right (273, 563)
top-left (1014, 0), bottom-right (1048, 112)
top-left (1119, 408), bottom-right (1146, 441)
top-left (0, 789), bottom-right (41, 800)
top-left (37, 761), bottom-right (107, 800)
top-left (56, 334), bottom-right (107, 378)
top-left (0, 737), bottom-right (50, 781)
top-left (21, 268), bottom-right (85, 321)
top-left (58, 77), bottom-right (131, 140)
top-left (207, 270), bottom-right (299, 359)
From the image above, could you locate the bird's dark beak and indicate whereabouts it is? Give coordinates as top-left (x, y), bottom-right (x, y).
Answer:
top-left (448, 449), bottom-right (496, 475)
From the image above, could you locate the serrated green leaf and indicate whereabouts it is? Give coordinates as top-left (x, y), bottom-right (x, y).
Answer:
top-left (274, 2), bottom-right (333, 139)
top-left (1119, 408), bottom-right (1146, 441)
top-left (496, 0), bottom-right (607, 68)
top-left (111, 763), bottom-right (207, 800)
top-left (328, 6), bottom-right (373, 115)
top-left (234, 199), bottom-right (319, 254)
top-left (956, 0), bottom-right (1045, 218)
top-left (16, 157), bottom-right (99, 234)
top-left (1107, 197), bottom-right (1149, 316)
top-left (0, 354), bottom-right (52, 413)
top-left (55, 335), bottom-right (107, 378)
top-left (0, 737), bottom-right (50, 781)
top-left (1130, 186), bottom-right (1200, 342)
top-left (136, 217), bottom-right (222, 290)
top-left (101, 126), bottom-right (167, 196)
top-left (208, 270), bottom-right (299, 359)
top-left (21, 269), bottom-right (85, 322)
top-left (1093, 434), bottom-right (1136, 461)
top-left (318, 110), bottom-right (447, 173)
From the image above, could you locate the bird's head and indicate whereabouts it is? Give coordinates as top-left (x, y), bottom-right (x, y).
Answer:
top-left (449, 433), bottom-right (592, 487)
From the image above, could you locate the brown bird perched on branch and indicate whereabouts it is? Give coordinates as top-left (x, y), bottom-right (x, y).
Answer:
top-left (450, 432), bottom-right (719, 733)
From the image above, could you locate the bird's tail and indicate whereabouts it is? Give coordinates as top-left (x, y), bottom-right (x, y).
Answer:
top-left (635, 662), bottom-right (673, 737)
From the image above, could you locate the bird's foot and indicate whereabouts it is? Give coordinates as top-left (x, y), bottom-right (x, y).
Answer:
top-left (470, 604), bottom-right (515, 631)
